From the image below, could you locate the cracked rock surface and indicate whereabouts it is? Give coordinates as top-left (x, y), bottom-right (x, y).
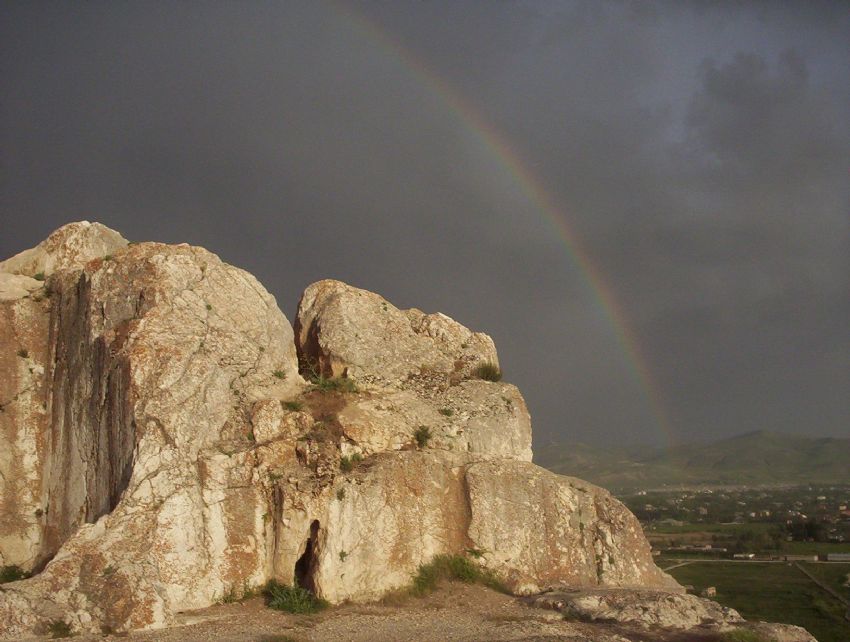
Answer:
top-left (3, 222), bottom-right (681, 638)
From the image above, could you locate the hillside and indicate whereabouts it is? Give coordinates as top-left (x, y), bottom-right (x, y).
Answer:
top-left (536, 431), bottom-right (850, 492)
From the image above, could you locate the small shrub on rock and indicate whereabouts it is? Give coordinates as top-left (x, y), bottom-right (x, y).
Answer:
top-left (474, 362), bottom-right (502, 382)
top-left (0, 565), bottom-right (28, 583)
top-left (339, 453), bottom-right (362, 473)
top-left (33, 272), bottom-right (45, 281)
top-left (264, 580), bottom-right (328, 614)
top-left (414, 426), bottom-right (432, 448)
top-left (283, 400), bottom-right (303, 412)
top-left (47, 620), bottom-right (73, 638)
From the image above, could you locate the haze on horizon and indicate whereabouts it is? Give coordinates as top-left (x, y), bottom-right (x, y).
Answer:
top-left (1, 1), bottom-right (848, 449)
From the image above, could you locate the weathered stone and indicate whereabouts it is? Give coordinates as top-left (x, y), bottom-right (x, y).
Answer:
top-left (294, 279), bottom-right (498, 388)
top-left (0, 293), bottom-right (50, 571)
top-left (464, 461), bottom-right (679, 594)
top-left (271, 451), bottom-right (472, 603)
top-left (259, 449), bottom-right (679, 605)
top-left (746, 622), bottom-right (819, 642)
top-left (332, 383), bottom-right (531, 461)
top-left (556, 588), bottom-right (744, 630)
top-left (0, 273), bottom-right (42, 301)
top-left (0, 221), bottom-right (127, 278)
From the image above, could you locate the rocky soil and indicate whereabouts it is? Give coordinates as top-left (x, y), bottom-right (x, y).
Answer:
top-left (59, 582), bottom-right (814, 642)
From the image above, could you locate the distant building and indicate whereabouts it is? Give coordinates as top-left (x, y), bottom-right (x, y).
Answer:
top-left (733, 553), bottom-right (755, 559)
top-left (827, 553), bottom-right (850, 562)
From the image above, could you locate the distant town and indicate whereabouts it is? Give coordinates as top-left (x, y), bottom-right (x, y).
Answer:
top-left (621, 484), bottom-right (850, 559)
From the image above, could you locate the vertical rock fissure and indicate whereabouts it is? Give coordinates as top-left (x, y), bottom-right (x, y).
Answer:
top-left (294, 519), bottom-right (320, 592)
top-left (40, 273), bottom-right (137, 566)
top-left (294, 317), bottom-right (326, 379)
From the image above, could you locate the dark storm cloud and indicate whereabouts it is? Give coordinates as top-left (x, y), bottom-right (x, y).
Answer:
top-left (1, 1), bottom-right (847, 447)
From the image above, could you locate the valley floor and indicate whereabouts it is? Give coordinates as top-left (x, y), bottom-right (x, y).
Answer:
top-left (667, 561), bottom-right (850, 642)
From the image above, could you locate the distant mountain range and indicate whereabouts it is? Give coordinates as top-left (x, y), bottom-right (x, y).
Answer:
top-left (534, 431), bottom-right (850, 493)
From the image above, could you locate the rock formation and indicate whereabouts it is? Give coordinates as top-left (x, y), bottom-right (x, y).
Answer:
top-left (0, 223), bottom-right (812, 640)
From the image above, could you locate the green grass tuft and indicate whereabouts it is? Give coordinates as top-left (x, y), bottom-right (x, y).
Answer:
top-left (33, 272), bottom-right (46, 281)
top-left (283, 400), bottom-right (303, 411)
top-left (273, 370), bottom-right (286, 379)
top-left (473, 362), bottom-right (502, 382)
top-left (438, 408), bottom-right (454, 417)
top-left (311, 375), bottom-right (357, 393)
top-left (264, 580), bottom-right (328, 614)
top-left (410, 554), bottom-right (507, 596)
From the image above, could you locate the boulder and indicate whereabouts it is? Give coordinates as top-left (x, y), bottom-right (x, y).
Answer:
top-left (465, 462), bottom-right (679, 594)
top-left (556, 588), bottom-right (744, 629)
top-left (294, 279), bottom-right (498, 388)
top-left (0, 221), bottom-right (127, 278)
top-left (746, 622), bottom-right (819, 642)
top-left (295, 279), bottom-right (533, 462)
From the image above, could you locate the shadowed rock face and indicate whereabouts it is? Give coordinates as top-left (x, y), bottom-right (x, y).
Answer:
top-left (0, 223), bottom-right (678, 638)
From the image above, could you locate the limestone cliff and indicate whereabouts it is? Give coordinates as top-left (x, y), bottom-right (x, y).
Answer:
top-left (0, 222), bottom-right (691, 638)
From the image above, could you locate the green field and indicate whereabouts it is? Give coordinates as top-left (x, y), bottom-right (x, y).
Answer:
top-left (800, 562), bottom-right (850, 602)
top-left (668, 562), bottom-right (850, 642)
top-left (783, 540), bottom-right (850, 556)
top-left (649, 522), bottom-right (779, 536)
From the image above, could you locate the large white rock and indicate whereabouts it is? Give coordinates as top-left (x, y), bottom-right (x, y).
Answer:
top-left (0, 221), bottom-right (127, 278)
top-left (0, 223), bottom-right (734, 640)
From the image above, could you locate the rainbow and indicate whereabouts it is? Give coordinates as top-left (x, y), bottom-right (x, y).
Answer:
top-left (330, 2), bottom-right (675, 446)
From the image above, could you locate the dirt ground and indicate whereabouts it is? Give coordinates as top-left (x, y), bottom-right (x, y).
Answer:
top-left (67, 583), bottom-right (735, 642)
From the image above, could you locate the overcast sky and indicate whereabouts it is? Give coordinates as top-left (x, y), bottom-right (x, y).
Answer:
top-left (2, 1), bottom-right (848, 449)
